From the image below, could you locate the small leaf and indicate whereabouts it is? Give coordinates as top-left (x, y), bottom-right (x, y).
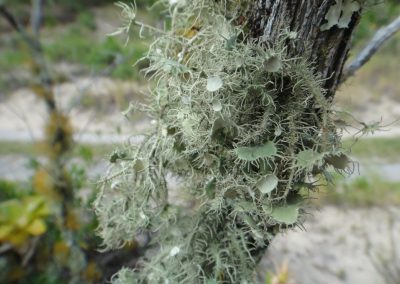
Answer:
top-left (0, 225), bottom-right (13, 239)
top-left (212, 99), bottom-right (222, 112)
top-left (169, 246), bottom-right (180, 257)
top-left (207, 76), bottom-right (223, 92)
top-left (274, 126), bottom-right (282, 136)
top-left (296, 149), bottom-right (323, 169)
top-left (338, 0), bottom-right (361, 28)
top-left (234, 201), bottom-right (256, 213)
top-left (320, 1), bottom-right (342, 31)
top-left (25, 196), bottom-right (47, 215)
top-left (270, 204), bottom-right (300, 225)
top-left (0, 200), bottom-right (22, 223)
top-left (26, 219), bottom-right (46, 236)
top-left (321, 0), bottom-right (360, 31)
top-left (235, 141), bottom-right (277, 161)
top-left (256, 174), bottom-right (279, 194)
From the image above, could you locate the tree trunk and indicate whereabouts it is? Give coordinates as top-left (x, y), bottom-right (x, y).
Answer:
top-left (248, 0), bottom-right (361, 98)
top-left (242, 0), bottom-right (362, 263)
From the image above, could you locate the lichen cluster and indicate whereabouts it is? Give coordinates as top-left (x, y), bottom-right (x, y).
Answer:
top-left (95, 1), bottom-right (352, 283)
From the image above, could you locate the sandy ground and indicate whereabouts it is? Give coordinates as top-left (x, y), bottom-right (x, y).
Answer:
top-left (257, 206), bottom-right (400, 284)
top-left (0, 77), bottom-right (149, 143)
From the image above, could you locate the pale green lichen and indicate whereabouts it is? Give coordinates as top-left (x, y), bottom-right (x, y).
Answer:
top-left (255, 174), bottom-right (279, 195)
top-left (94, 0), bottom-right (355, 283)
top-left (321, 0), bottom-right (361, 31)
top-left (235, 141), bottom-right (278, 162)
top-left (270, 204), bottom-right (301, 225)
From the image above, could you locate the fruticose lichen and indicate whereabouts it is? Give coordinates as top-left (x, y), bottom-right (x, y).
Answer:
top-left (94, 0), bottom-right (354, 283)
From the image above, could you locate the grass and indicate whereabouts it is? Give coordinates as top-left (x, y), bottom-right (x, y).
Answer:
top-left (310, 136), bottom-right (400, 206)
top-left (343, 136), bottom-right (400, 162)
top-left (317, 175), bottom-right (400, 206)
top-left (43, 25), bottom-right (149, 80)
top-left (0, 45), bottom-right (30, 69)
top-left (0, 141), bottom-right (38, 156)
top-left (43, 17), bottom-right (149, 79)
top-left (0, 140), bottom-right (115, 158)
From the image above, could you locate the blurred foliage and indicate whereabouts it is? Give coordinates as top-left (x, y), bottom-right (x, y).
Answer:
top-left (0, 196), bottom-right (50, 246)
top-left (8, 0), bottom-right (158, 10)
top-left (343, 137), bottom-right (400, 162)
top-left (0, 97), bottom-right (133, 283)
top-left (317, 175), bottom-right (400, 206)
top-left (0, 156), bottom-right (100, 283)
top-left (0, 149), bottom-right (129, 283)
top-left (43, 113), bottom-right (74, 158)
top-left (353, 0), bottom-right (400, 49)
top-left (0, 3), bottom-right (140, 282)
top-left (0, 140), bottom-right (115, 157)
top-left (0, 180), bottom-right (25, 200)
top-left (43, 29), bottom-right (149, 80)
top-left (265, 261), bottom-right (291, 284)
top-left (0, 1), bottom-right (155, 91)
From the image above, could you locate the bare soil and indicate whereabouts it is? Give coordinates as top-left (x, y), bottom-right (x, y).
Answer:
top-left (257, 206), bottom-right (400, 284)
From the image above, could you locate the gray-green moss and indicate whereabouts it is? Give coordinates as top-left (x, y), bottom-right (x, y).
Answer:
top-left (94, 1), bottom-right (354, 283)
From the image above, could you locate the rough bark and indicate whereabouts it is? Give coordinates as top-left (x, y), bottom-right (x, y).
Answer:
top-left (248, 0), bottom-right (361, 98)
top-left (241, 0), bottom-right (362, 263)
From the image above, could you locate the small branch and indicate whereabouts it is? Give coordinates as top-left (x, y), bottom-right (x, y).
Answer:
top-left (31, 0), bottom-right (44, 38)
top-left (342, 16), bottom-right (400, 83)
top-left (0, 4), bottom-right (42, 53)
top-left (0, 3), bottom-right (55, 110)
top-left (1, 3), bottom-right (74, 217)
top-left (22, 236), bottom-right (41, 267)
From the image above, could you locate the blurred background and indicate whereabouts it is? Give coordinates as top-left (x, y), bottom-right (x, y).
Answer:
top-left (0, 1), bottom-right (399, 283)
